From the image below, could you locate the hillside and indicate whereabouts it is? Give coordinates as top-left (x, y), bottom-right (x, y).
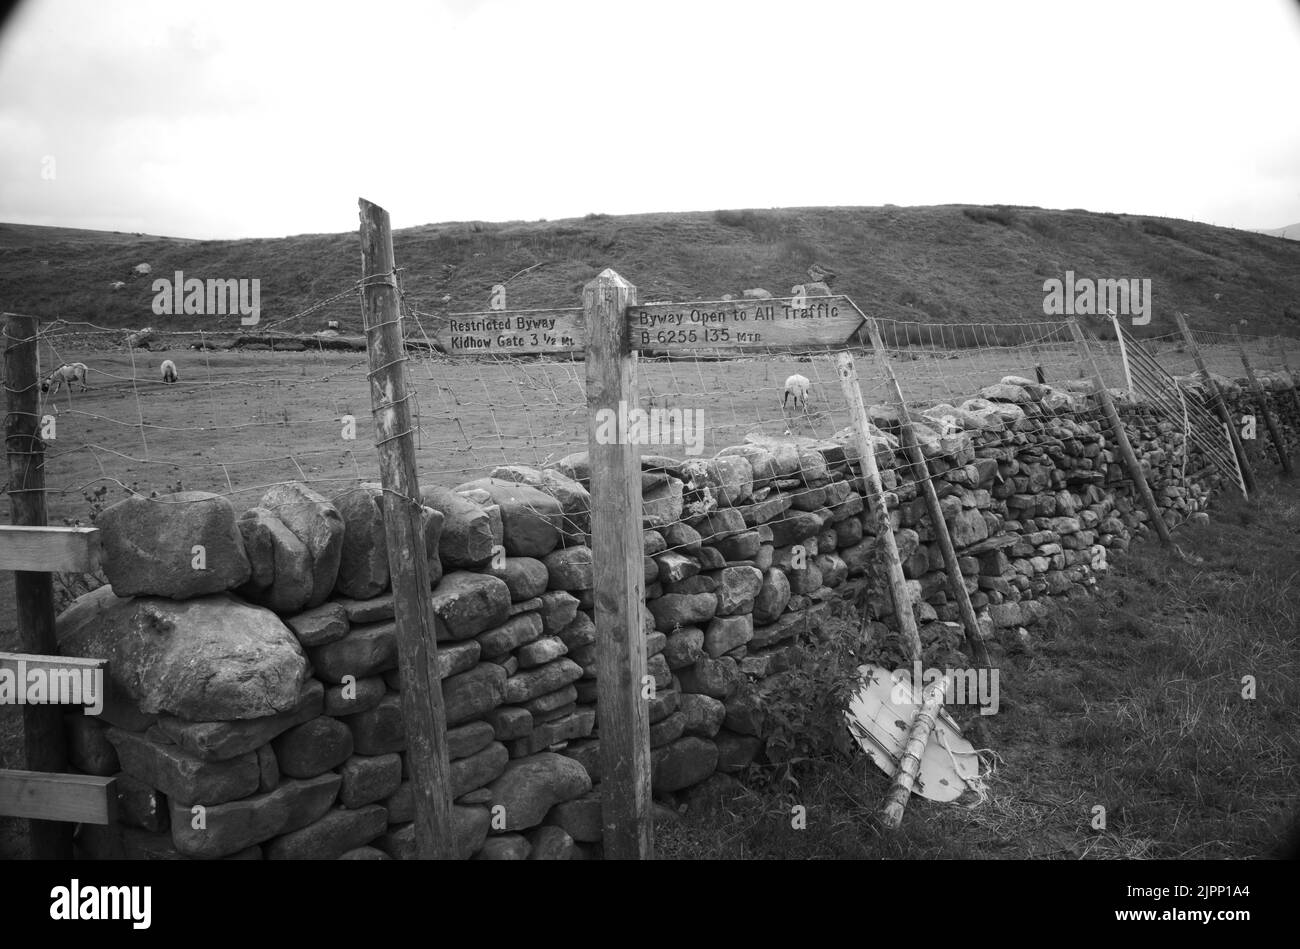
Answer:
top-left (2, 205), bottom-right (1299, 340)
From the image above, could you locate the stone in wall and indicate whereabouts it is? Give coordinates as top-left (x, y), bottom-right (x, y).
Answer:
top-left (259, 482), bottom-right (345, 609)
top-left (97, 491), bottom-right (251, 599)
top-left (57, 586), bottom-right (309, 721)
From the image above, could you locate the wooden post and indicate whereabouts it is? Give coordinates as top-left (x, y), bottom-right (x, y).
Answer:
top-left (862, 319), bottom-right (989, 668)
top-left (585, 268), bottom-right (653, 860)
top-left (2, 313), bottom-right (73, 859)
top-left (1233, 328), bottom-right (1292, 474)
top-left (357, 199), bottom-right (455, 859)
top-left (1175, 313), bottom-right (1257, 496)
top-left (1110, 309), bottom-right (1135, 398)
top-left (879, 675), bottom-right (948, 830)
top-left (836, 352), bottom-right (922, 661)
top-left (1068, 320), bottom-right (1174, 547)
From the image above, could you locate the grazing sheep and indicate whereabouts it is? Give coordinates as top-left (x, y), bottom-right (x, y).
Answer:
top-left (42, 362), bottom-right (90, 395)
top-left (783, 373), bottom-right (811, 409)
top-left (160, 359), bottom-right (179, 384)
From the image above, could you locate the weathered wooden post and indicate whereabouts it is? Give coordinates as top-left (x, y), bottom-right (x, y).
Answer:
top-left (861, 319), bottom-right (990, 668)
top-left (1175, 313), bottom-right (1257, 497)
top-left (1233, 328), bottom-right (1292, 474)
top-left (836, 352), bottom-right (922, 661)
top-left (878, 675), bottom-right (949, 830)
top-left (1068, 320), bottom-right (1174, 547)
top-left (585, 268), bottom-right (653, 860)
top-left (357, 199), bottom-right (455, 859)
top-left (2, 313), bottom-right (73, 859)
top-left (1109, 309), bottom-right (1135, 398)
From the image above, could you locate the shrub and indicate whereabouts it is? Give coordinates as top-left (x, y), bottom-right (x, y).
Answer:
top-left (963, 206), bottom-right (1017, 226)
top-left (741, 615), bottom-right (866, 788)
top-left (1142, 219), bottom-right (1178, 239)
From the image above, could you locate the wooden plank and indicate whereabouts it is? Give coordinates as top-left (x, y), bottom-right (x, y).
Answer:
top-left (1175, 313), bottom-right (1256, 497)
top-left (358, 199), bottom-right (455, 860)
top-left (862, 319), bottom-right (990, 669)
top-left (835, 351), bottom-right (923, 661)
top-left (628, 295), bottom-right (864, 352)
top-left (3, 312), bottom-right (73, 859)
top-left (586, 268), bottom-right (654, 860)
top-left (437, 307), bottom-right (584, 355)
top-left (0, 770), bottom-right (117, 825)
top-left (0, 525), bottom-right (101, 573)
top-left (1069, 320), bottom-right (1174, 546)
top-left (1233, 328), bottom-right (1292, 474)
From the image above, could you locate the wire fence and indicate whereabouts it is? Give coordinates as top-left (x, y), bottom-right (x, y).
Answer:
top-left (4, 285), bottom-right (1298, 566)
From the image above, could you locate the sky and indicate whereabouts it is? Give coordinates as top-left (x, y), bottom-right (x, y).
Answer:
top-left (0, 0), bottom-right (1297, 240)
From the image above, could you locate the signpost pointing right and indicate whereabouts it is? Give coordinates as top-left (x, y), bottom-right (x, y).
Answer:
top-left (626, 295), bottom-right (865, 352)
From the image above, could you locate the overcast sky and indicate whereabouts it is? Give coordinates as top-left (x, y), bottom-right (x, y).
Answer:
top-left (1, 0), bottom-right (1297, 240)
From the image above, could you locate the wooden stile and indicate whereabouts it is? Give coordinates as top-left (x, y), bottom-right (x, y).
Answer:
top-left (835, 352), bottom-right (922, 662)
top-left (1233, 328), bottom-right (1292, 475)
top-left (1068, 321), bottom-right (1174, 547)
top-left (357, 199), bottom-right (455, 859)
top-left (586, 269), bottom-right (654, 860)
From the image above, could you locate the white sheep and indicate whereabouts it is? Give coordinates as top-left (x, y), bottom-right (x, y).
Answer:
top-left (42, 362), bottom-right (90, 395)
top-left (160, 359), bottom-right (179, 384)
top-left (783, 373), bottom-right (811, 410)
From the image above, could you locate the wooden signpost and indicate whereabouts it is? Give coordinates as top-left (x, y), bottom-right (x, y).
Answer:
top-left (627, 295), bottom-right (865, 352)
top-left (584, 270), bottom-right (653, 860)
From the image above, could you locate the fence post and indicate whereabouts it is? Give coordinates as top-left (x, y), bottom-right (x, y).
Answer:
top-left (584, 268), bottom-right (653, 860)
top-left (862, 319), bottom-right (990, 668)
top-left (1233, 328), bottom-right (1292, 474)
top-left (835, 352), bottom-right (922, 662)
top-left (1174, 313), bottom-right (1257, 496)
top-left (1068, 320), bottom-right (1174, 547)
top-left (1109, 309), bottom-right (1135, 398)
top-left (357, 199), bottom-right (455, 859)
top-left (2, 313), bottom-right (73, 859)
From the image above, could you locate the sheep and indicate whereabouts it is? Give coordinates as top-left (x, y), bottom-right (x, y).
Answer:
top-left (160, 359), bottom-right (179, 384)
top-left (783, 373), bottom-right (811, 410)
top-left (42, 362), bottom-right (90, 395)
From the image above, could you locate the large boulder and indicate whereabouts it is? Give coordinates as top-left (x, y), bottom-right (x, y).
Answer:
top-left (97, 491), bottom-right (250, 599)
top-left (56, 585), bottom-right (309, 720)
top-left (259, 483), bottom-right (345, 608)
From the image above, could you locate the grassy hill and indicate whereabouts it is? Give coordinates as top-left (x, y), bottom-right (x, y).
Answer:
top-left (3, 205), bottom-right (1299, 341)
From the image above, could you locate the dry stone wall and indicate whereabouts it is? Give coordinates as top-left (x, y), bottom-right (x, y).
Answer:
top-left (58, 370), bottom-right (1300, 860)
